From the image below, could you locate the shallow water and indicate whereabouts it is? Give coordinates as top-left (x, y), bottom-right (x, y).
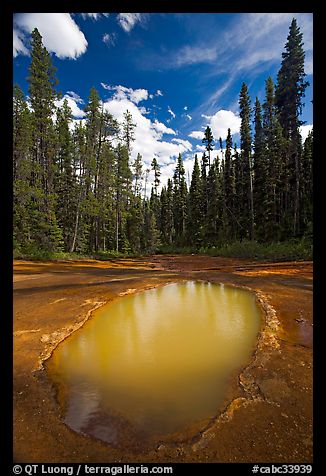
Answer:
top-left (46, 281), bottom-right (262, 446)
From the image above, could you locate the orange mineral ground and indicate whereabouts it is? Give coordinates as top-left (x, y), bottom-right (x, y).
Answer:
top-left (13, 255), bottom-right (312, 463)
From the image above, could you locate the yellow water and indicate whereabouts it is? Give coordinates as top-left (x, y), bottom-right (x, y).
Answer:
top-left (46, 281), bottom-right (262, 446)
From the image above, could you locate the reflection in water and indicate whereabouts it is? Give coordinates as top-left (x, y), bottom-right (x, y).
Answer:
top-left (47, 281), bottom-right (261, 446)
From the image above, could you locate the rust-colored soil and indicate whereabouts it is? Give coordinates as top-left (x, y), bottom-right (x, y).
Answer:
top-left (13, 255), bottom-right (313, 463)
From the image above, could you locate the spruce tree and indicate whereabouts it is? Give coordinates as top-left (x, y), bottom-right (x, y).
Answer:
top-left (263, 77), bottom-right (285, 241)
top-left (132, 153), bottom-right (143, 196)
top-left (253, 97), bottom-right (267, 241)
top-left (13, 85), bottom-right (33, 250)
top-left (202, 126), bottom-right (214, 168)
top-left (54, 99), bottom-right (76, 251)
top-left (28, 28), bottom-right (63, 252)
top-left (122, 110), bottom-right (136, 154)
top-left (187, 155), bottom-right (203, 247)
top-left (206, 160), bottom-right (222, 244)
top-left (239, 82), bottom-right (254, 239)
top-left (275, 18), bottom-right (309, 236)
top-left (173, 154), bottom-right (188, 245)
top-left (224, 128), bottom-right (235, 239)
top-left (300, 129), bottom-right (313, 238)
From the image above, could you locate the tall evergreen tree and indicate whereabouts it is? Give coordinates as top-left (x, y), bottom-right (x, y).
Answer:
top-left (115, 143), bottom-right (132, 252)
top-left (187, 155), bottom-right (203, 247)
top-left (54, 99), bottom-right (76, 250)
top-left (275, 18), bottom-right (309, 235)
top-left (132, 152), bottom-right (143, 196)
top-left (300, 129), bottom-right (313, 237)
top-left (28, 28), bottom-right (63, 252)
top-left (202, 126), bottom-right (214, 168)
top-left (206, 160), bottom-right (223, 244)
top-left (173, 154), bottom-right (188, 244)
top-left (122, 110), bottom-right (136, 154)
top-left (223, 128), bottom-right (235, 239)
top-left (253, 97), bottom-right (267, 241)
top-left (263, 77), bottom-right (286, 241)
top-left (239, 82), bottom-right (254, 239)
top-left (13, 85), bottom-right (34, 249)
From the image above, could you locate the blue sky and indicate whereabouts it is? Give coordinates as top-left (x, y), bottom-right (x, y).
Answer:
top-left (13, 12), bottom-right (313, 189)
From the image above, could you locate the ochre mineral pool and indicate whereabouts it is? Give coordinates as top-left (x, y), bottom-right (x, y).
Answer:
top-left (46, 281), bottom-right (262, 447)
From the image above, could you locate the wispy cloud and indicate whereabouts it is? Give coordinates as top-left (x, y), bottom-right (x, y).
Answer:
top-left (117, 13), bottom-right (144, 32)
top-left (102, 32), bottom-right (116, 47)
top-left (173, 45), bottom-right (217, 67)
top-left (13, 29), bottom-right (28, 57)
top-left (81, 13), bottom-right (110, 20)
top-left (137, 13), bottom-right (312, 81)
top-left (167, 106), bottom-right (176, 119)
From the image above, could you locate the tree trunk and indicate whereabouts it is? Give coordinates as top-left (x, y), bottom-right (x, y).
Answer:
top-left (70, 204), bottom-right (80, 253)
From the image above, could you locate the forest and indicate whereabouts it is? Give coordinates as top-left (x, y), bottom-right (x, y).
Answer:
top-left (13, 19), bottom-right (313, 260)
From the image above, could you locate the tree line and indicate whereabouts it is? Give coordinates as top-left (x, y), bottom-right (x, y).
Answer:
top-left (13, 19), bottom-right (312, 256)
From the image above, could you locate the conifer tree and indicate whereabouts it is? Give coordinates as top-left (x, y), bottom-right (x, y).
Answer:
top-left (54, 99), bottom-right (76, 250)
top-left (239, 82), bottom-right (254, 239)
top-left (300, 129), bottom-right (313, 237)
top-left (263, 77), bottom-right (287, 241)
top-left (13, 85), bottom-right (33, 249)
top-left (206, 160), bottom-right (222, 244)
top-left (173, 154), bottom-right (188, 244)
top-left (275, 18), bottom-right (309, 235)
top-left (133, 153), bottom-right (143, 196)
top-left (115, 143), bottom-right (132, 252)
top-left (253, 97), bottom-right (267, 241)
top-left (187, 155), bottom-right (203, 247)
top-left (122, 110), bottom-right (136, 154)
top-left (28, 28), bottom-right (63, 252)
top-left (224, 128), bottom-right (235, 239)
top-left (202, 126), bottom-right (214, 168)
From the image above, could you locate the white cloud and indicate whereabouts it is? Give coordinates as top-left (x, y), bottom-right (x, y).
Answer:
top-left (167, 106), bottom-right (176, 119)
top-left (66, 91), bottom-right (84, 104)
top-left (138, 106), bottom-right (150, 115)
top-left (189, 110), bottom-right (240, 143)
top-left (184, 106), bottom-right (188, 111)
top-left (195, 145), bottom-right (206, 152)
top-left (209, 110), bottom-right (241, 141)
top-left (156, 89), bottom-right (163, 96)
top-left (189, 131), bottom-right (204, 140)
top-left (130, 89), bottom-right (148, 104)
top-left (81, 13), bottom-right (109, 20)
top-left (300, 124), bottom-right (313, 142)
top-left (152, 120), bottom-right (176, 136)
top-left (117, 13), bottom-right (143, 32)
top-left (185, 114), bottom-right (192, 121)
top-left (305, 50), bottom-right (313, 75)
top-left (101, 84), bottom-right (149, 104)
top-left (13, 29), bottom-right (29, 57)
top-left (103, 33), bottom-right (116, 47)
top-left (70, 118), bottom-right (86, 132)
top-left (102, 96), bottom-right (192, 183)
top-left (172, 138), bottom-right (192, 149)
top-left (54, 92), bottom-right (86, 118)
top-left (14, 13), bottom-right (88, 59)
